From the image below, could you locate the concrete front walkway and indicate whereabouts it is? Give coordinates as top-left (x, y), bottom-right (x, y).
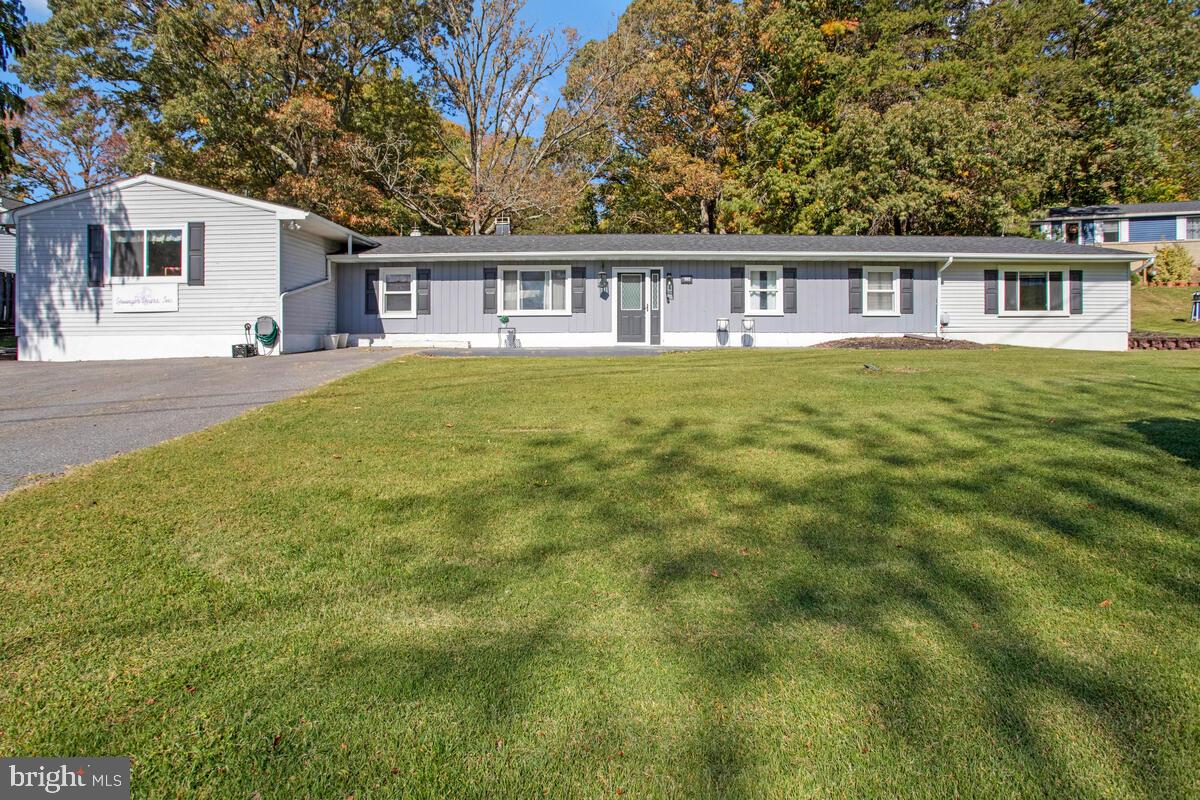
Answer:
top-left (0, 349), bottom-right (403, 494)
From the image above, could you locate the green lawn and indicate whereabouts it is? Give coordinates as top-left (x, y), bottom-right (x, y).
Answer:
top-left (1133, 285), bottom-right (1200, 334)
top-left (2, 350), bottom-right (1199, 799)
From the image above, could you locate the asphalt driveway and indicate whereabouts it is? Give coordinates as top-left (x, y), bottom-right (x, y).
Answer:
top-left (0, 349), bottom-right (403, 494)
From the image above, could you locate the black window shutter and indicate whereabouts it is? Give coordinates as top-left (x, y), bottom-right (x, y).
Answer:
top-left (86, 224), bottom-right (103, 287)
top-left (783, 267), bottom-right (797, 313)
top-left (187, 222), bottom-right (205, 286)
top-left (572, 265), bottom-right (586, 313)
top-left (483, 267), bottom-right (497, 314)
top-left (1004, 271), bottom-right (1019, 311)
top-left (848, 267), bottom-right (862, 314)
top-left (899, 268), bottom-right (914, 314)
top-left (730, 266), bottom-right (744, 313)
top-left (983, 269), bottom-right (999, 314)
top-left (365, 268), bottom-right (379, 314)
top-left (1048, 271), bottom-right (1064, 311)
top-left (416, 268), bottom-right (431, 315)
top-left (1069, 269), bottom-right (1083, 314)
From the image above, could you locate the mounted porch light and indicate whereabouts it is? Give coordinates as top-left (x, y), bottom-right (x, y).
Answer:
top-left (597, 270), bottom-right (609, 292)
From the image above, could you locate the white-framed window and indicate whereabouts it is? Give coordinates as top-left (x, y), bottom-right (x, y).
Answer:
top-left (379, 267), bottom-right (416, 318)
top-left (1186, 217), bottom-right (1200, 240)
top-left (1002, 270), bottom-right (1067, 314)
top-left (863, 267), bottom-right (899, 315)
top-left (109, 228), bottom-right (185, 281)
top-left (745, 266), bottom-right (781, 315)
top-left (500, 267), bottom-right (569, 315)
top-left (1100, 219), bottom-right (1120, 243)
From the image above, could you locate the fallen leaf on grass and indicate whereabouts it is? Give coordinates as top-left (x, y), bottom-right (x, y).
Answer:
top-left (711, 570), bottom-right (720, 578)
top-left (1099, 599), bottom-right (1112, 608)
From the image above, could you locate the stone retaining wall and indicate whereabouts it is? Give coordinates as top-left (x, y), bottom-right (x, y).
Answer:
top-left (1129, 334), bottom-right (1200, 350)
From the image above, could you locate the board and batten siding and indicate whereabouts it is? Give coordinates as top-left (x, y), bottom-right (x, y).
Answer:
top-left (18, 181), bottom-right (281, 360)
top-left (941, 262), bottom-right (1130, 350)
top-left (280, 228), bottom-right (337, 345)
top-left (337, 261), bottom-right (612, 338)
top-left (661, 260), bottom-right (937, 335)
top-left (337, 258), bottom-right (938, 345)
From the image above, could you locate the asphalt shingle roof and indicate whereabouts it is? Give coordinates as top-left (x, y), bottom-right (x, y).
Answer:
top-left (348, 233), bottom-right (1138, 258)
top-left (1039, 201), bottom-right (1200, 219)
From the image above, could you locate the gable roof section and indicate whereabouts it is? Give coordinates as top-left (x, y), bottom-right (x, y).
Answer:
top-left (332, 233), bottom-right (1144, 262)
top-left (1035, 200), bottom-right (1200, 221)
top-left (13, 174), bottom-right (377, 247)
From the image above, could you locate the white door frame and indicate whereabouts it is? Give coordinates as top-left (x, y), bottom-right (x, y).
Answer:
top-left (611, 268), bottom-right (658, 345)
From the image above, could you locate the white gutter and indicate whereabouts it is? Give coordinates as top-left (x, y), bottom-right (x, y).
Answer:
top-left (936, 255), bottom-right (953, 338)
top-left (327, 250), bottom-right (1145, 264)
top-left (277, 257), bottom-right (334, 355)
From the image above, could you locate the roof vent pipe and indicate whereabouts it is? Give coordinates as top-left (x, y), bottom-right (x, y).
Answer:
top-left (494, 217), bottom-right (511, 235)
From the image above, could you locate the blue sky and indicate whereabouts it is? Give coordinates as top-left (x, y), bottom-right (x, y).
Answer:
top-left (11, 0), bottom-right (632, 94)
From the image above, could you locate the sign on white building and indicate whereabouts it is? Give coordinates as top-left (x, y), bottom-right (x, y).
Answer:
top-left (111, 283), bottom-right (179, 313)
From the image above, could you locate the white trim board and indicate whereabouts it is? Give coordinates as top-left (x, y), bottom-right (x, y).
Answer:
top-left (330, 250), bottom-right (1145, 264)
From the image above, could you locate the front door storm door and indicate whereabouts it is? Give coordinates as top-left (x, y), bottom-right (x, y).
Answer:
top-left (649, 269), bottom-right (662, 345)
top-left (617, 272), bottom-right (646, 343)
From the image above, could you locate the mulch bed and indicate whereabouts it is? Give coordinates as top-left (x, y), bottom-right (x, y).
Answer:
top-left (814, 336), bottom-right (985, 350)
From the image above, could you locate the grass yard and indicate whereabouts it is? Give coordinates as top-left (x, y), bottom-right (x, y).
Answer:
top-left (1132, 285), bottom-right (1200, 334)
top-left (2, 349), bottom-right (1199, 799)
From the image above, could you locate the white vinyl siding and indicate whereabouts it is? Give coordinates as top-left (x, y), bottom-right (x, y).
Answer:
top-left (942, 262), bottom-right (1131, 350)
top-left (280, 228), bottom-right (338, 342)
top-left (17, 181), bottom-right (281, 359)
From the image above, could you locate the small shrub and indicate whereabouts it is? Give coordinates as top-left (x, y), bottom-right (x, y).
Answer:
top-left (1152, 243), bottom-right (1195, 283)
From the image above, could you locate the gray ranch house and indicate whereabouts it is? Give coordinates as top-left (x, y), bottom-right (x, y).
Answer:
top-left (14, 175), bottom-right (1143, 361)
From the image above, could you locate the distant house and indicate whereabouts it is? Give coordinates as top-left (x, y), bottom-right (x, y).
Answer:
top-left (1030, 201), bottom-right (1200, 263)
top-left (0, 194), bottom-right (21, 332)
top-left (14, 174), bottom-right (1146, 360)
top-left (0, 193), bottom-right (24, 274)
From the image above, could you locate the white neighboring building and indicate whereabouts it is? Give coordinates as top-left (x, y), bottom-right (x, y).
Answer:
top-left (14, 174), bottom-right (374, 361)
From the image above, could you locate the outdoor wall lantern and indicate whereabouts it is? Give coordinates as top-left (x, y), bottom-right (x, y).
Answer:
top-left (665, 272), bottom-right (674, 303)
top-left (597, 270), bottom-right (609, 292)
top-left (716, 317), bottom-right (730, 332)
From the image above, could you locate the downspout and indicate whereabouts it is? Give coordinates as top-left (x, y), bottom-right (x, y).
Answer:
top-left (279, 258), bottom-right (334, 354)
top-left (936, 255), bottom-right (954, 338)
top-left (277, 229), bottom-right (347, 355)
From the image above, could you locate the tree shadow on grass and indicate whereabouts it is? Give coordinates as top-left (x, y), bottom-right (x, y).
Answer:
top-left (11, 360), bottom-right (1200, 798)
top-left (1130, 418), bottom-right (1200, 470)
